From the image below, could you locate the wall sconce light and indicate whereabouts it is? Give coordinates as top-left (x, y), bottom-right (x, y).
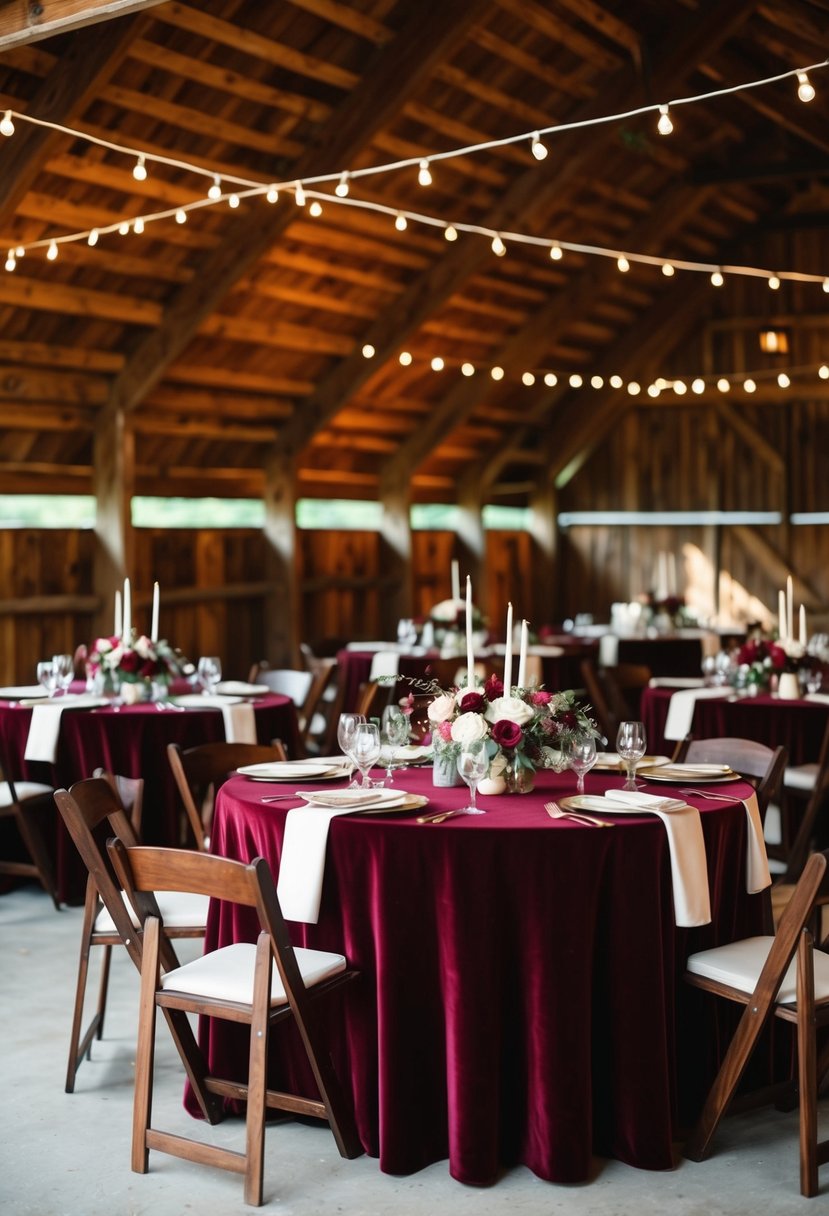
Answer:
top-left (759, 328), bottom-right (790, 354)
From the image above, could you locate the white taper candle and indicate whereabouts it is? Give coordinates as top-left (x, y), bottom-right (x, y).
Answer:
top-left (517, 619), bottom-right (528, 688)
top-left (786, 575), bottom-right (793, 643)
top-left (466, 576), bottom-right (475, 690)
top-left (503, 602), bottom-right (513, 693)
top-left (778, 589), bottom-right (787, 641)
top-left (114, 589), bottom-right (122, 638)
top-left (451, 559), bottom-right (460, 603)
top-left (799, 603), bottom-right (807, 647)
top-left (122, 577), bottom-right (131, 643)
top-left (151, 581), bottom-right (160, 643)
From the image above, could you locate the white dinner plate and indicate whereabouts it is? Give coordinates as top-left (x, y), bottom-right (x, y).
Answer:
top-left (0, 685), bottom-right (49, 700)
top-left (594, 753), bottom-right (670, 771)
top-left (214, 681), bottom-right (268, 697)
top-left (170, 694), bottom-right (244, 708)
top-left (638, 763), bottom-right (738, 784)
top-left (237, 762), bottom-right (341, 781)
top-left (559, 795), bottom-right (686, 815)
top-left (297, 787), bottom-right (405, 809)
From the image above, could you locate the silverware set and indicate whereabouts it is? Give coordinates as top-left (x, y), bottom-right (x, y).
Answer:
top-left (544, 800), bottom-right (613, 827)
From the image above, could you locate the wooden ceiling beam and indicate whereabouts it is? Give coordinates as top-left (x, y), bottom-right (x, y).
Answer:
top-left (0, 364), bottom-right (108, 403)
top-left (278, 0), bottom-right (759, 460)
top-left (0, 273), bottom-right (160, 325)
top-left (0, 14), bottom-right (146, 227)
top-left (0, 0), bottom-right (161, 48)
top-left (0, 402), bottom-right (94, 428)
top-left (107, 0), bottom-right (492, 418)
top-left (0, 338), bottom-right (123, 371)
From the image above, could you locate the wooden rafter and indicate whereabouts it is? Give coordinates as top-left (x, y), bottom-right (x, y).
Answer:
top-left (277, 0), bottom-right (759, 461)
top-left (0, 0), bottom-right (162, 48)
top-left (105, 0), bottom-right (494, 418)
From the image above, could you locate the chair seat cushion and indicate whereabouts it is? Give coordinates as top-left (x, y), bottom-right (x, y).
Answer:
top-left (95, 890), bottom-right (210, 933)
top-left (687, 935), bottom-right (829, 1005)
top-left (0, 781), bottom-right (53, 807)
top-left (783, 764), bottom-right (818, 792)
top-left (160, 942), bottom-right (347, 1006)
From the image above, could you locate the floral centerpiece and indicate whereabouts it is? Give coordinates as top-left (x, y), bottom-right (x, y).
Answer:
top-left (428, 597), bottom-right (487, 655)
top-left (87, 631), bottom-right (187, 700)
top-left (423, 672), bottom-right (601, 792)
top-left (640, 591), bottom-right (690, 631)
top-left (733, 637), bottom-right (787, 692)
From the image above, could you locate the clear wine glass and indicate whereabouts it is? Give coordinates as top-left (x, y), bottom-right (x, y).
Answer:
top-left (52, 653), bottom-right (74, 696)
top-left (337, 712), bottom-right (365, 786)
top-left (197, 656), bottom-right (222, 695)
top-left (567, 733), bottom-right (598, 795)
top-left (36, 660), bottom-right (57, 698)
top-left (351, 721), bottom-right (382, 788)
top-left (380, 704), bottom-right (409, 785)
top-left (806, 669), bottom-right (823, 695)
top-left (616, 720), bottom-right (647, 790)
top-left (456, 738), bottom-right (488, 814)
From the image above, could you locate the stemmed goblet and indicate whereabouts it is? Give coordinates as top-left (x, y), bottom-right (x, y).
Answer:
top-left (380, 704), bottom-right (409, 786)
top-left (616, 720), bottom-right (647, 791)
top-left (351, 721), bottom-right (382, 788)
top-left (337, 712), bottom-right (366, 787)
top-left (36, 660), bottom-right (57, 698)
top-left (456, 738), bottom-right (488, 814)
top-left (567, 733), bottom-right (598, 796)
top-left (52, 653), bottom-right (74, 696)
top-left (197, 656), bottom-right (222, 695)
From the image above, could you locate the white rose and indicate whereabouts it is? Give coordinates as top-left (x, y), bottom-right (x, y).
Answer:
top-left (485, 695), bottom-right (535, 726)
top-left (134, 635), bottom-right (153, 659)
top-left (430, 598), bottom-right (459, 622)
top-left (94, 637), bottom-right (113, 654)
top-left (428, 694), bottom-right (457, 724)
top-left (450, 712), bottom-right (489, 745)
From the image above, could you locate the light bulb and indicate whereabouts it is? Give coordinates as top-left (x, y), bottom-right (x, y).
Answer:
top-left (657, 104), bottom-right (673, 135)
top-left (418, 159), bottom-right (432, 187)
top-left (175, 208), bottom-right (187, 224)
top-left (647, 384), bottom-right (660, 398)
top-left (530, 132), bottom-right (548, 160)
top-left (673, 380), bottom-right (687, 395)
top-left (777, 372), bottom-right (790, 388)
top-left (819, 365), bottom-right (829, 380)
top-left (132, 154), bottom-right (147, 181)
top-left (711, 270), bottom-right (724, 287)
top-left (461, 362), bottom-right (475, 377)
top-left (491, 234), bottom-right (506, 256)
top-left (549, 243), bottom-right (563, 260)
top-left (491, 366), bottom-right (505, 381)
top-left (617, 256), bottom-right (630, 272)
top-left (87, 229), bottom-right (99, 246)
top-left (0, 110), bottom-right (14, 137)
top-left (118, 221), bottom-right (130, 235)
top-left (522, 372), bottom-right (536, 386)
top-left (590, 375), bottom-right (603, 389)
top-left (394, 213), bottom-right (407, 231)
top-left (609, 375), bottom-right (623, 388)
top-left (627, 381), bottom-right (640, 395)
top-left (768, 274), bottom-right (781, 290)
top-left (662, 262), bottom-right (675, 276)
top-left (133, 217), bottom-right (144, 234)
top-left (207, 175), bottom-right (222, 200)
top-left (444, 224), bottom-right (458, 241)
top-left (335, 172), bottom-right (350, 198)
top-left (46, 240), bottom-right (58, 261)
top-left (362, 343), bottom-right (375, 359)
top-left (399, 351), bottom-right (413, 366)
top-left (543, 372), bottom-right (557, 387)
top-left (692, 378), bottom-right (705, 394)
top-left (431, 356), bottom-right (444, 371)
top-left (743, 378), bottom-right (756, 392)
top-left (797, 72), bottom-right (815, 103)
top-left (569, 373), bottom-right (583, 388)
top-left (308, 200), bottom-right (322, 217)
top-left (294, 182), bottom-right (305, 206)
top-left (823, 277), bottom-right (829, 293)
top-left (266, 186), bottom-right (279, 204)
top-left (717, 378), bottom-right (730, 392)
top-left (229, 193), bottom-right (240, 209)
top-left (15, 246), bottom-right (24, 257)
top-left (5, 251), bottom-right (15, 272)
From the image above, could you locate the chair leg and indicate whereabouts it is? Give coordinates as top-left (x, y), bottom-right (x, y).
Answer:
top-left (292, 997), bottom-right (363, 1160)
top-left (95, 945), bottom-right (112, 1041)
top-left (796, 930), bottom-right (819, 1198)
top-left (132, 916), bottom-right (160, 1175)
top-left (13, 801), bottom-right (60, 909)
top-left (65, 888), bottom-right (99, 1093)
top-left (685, 999), bottom-right (773, 1162)
top-left (244, 935), bottom-right (271, 1207)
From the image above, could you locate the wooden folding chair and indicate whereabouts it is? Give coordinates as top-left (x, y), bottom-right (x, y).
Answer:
top-left (54, 776), bottom-right (209, 1093)
top-left (579, 660), bottom-right (650, 743)
top-left (0, 754), bottom-right (59, 909)
top-left (679, 737), bottom-right (788, 826)
top-left (167, 741), bottom-right (287, 850)
top-left (107, 841), bottom-right (363, 1206)
top-left (684, 848), bottom-right (829, 1197)
top-left (354, 681), bottom-right (391, 720)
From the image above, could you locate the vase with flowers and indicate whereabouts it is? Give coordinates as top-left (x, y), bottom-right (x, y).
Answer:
top-left (732, 637), bottom-right (787, 694)
top-left (87, 631), bottom-right (187, 702)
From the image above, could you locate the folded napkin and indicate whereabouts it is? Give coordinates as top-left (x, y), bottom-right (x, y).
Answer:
top-left (805, 692), bottom-right (829, 705)
top-left (648, 677), bottom-right (706, 689)
top-left (221, 701), bottom-right (256, 743)
top-left (604, 790), bottom-right (711, 927)
top-left (599, 634), bottom-right (619, 666)
top-left (739, 791), bottom-right (771, 894)
top-left (369, 651), bottom-right (400, 681)
top-left (23, 696), bottom-right (109, 763)
top-left (663, 686), bottom-right (731, 740)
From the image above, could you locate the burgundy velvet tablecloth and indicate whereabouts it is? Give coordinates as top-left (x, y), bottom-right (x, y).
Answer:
top-left (197, 766), bottom-right (766, 1186)
top-left (641, 686), bottom-right (829, 762)
top-left (0, 694), bottom-right (299, 903)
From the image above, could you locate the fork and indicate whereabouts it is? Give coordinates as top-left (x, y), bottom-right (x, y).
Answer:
top-left (677, 788), bottom-right (738, 802)
top-left (544, 800), bottom-right (613, 828)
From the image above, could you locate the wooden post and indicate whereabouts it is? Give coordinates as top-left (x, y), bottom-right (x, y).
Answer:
top-left (379, 478), bottom-right (412, 637)
top-left (263, 447), bottom-right (298, 667)
top-left (92, 407), bottom-right (133, 638)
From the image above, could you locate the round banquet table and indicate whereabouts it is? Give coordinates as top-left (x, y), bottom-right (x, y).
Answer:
top-left (641, 686), bottom-right (829, 763)
top-left (194, 765), bottom-right (771, 1187)
top-left (0, 692), bottom-right (299, 903)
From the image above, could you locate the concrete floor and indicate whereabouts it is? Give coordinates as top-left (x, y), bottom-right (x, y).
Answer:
top-left (1, 882), bottom-right (826, 1215)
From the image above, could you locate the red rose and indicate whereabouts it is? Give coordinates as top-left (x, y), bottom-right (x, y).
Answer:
top-left (768, 643), bottom-right (786, 671)
top-left (437, 721), bottom-right (453, 742)
top-left (118, 649), bottom-right (140, 673)
top-left (485, 674), bottom-right (503, 699)
top-left (492, 719), bottom-right (522, 749)
top-left (531, 690), bottom-right (552, 705)
top-left (460, 692), bottom-right (486, 714)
